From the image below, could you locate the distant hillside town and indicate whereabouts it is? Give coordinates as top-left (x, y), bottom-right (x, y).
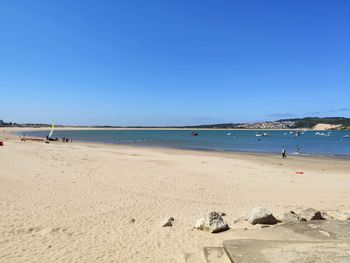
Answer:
top-left (181, 117), bottom-right (350, 130)
top-left (1, 117), bottom-right (350, 130)
top-left (235, 121), bottom-right (296, 129)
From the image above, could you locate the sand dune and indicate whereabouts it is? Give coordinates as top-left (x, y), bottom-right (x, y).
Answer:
top-left (313, 123), bottom-right (342, 130)
top-left (0, 130), bottom-right (350, 262)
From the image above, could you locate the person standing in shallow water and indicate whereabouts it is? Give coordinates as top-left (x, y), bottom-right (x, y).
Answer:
top-left (282, 147), bottom-right (287, 158)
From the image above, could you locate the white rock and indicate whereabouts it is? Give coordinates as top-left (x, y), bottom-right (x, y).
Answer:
top-left (194, 211), bottom-right (229, 233)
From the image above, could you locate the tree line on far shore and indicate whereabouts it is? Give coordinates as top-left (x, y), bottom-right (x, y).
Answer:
top-left (1, 117), bottom-right (350, 130)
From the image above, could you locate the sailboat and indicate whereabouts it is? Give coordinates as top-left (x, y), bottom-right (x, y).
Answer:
top-left (47, 121), bottom-right (58, 141)
top-left (49, 122), bottom-right (54, 138)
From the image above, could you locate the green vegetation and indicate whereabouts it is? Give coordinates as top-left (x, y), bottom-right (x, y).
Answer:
top-left (0, 120), bottom-right (51, 128)
top-left (278, 117), bottom-right (350, 129)
top-left (1, 117), bottom-right (350, 129)
top-left (0, 120), bottom-right (13, 126)
top-left (183, 123), bottom-right (237, 129)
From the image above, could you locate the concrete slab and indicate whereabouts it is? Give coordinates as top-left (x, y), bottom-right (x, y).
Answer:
top-left (223, 220), bottom-right (350, 262)
top-left (223, 240), bottom-right (350, 263)
top-left (203, 247), bottom-right (230, 263)
top-left (279, 220), bottom-right (350, 241)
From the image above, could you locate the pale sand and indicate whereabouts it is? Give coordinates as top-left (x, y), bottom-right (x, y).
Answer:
top-left (0, 129), bottom-right (350, 262)
top-left (313, 123), bottom-right (342, 130)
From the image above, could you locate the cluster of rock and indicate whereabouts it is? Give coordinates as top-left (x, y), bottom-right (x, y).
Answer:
top-left (191, 207), bottom-right (281, 233)
top-left (282, 208), bottom-right (324, 222)
top-left (191, 207), bottom-right (350, 234)
top-left (141, 208), bottom-right (349, 234)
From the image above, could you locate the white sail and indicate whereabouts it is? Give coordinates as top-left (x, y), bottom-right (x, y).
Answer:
top-left (48, 122), bottom-right (55, 138)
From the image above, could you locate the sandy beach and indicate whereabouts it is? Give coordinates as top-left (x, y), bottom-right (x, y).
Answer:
top-left (1, 128), bottom-right (350, 262)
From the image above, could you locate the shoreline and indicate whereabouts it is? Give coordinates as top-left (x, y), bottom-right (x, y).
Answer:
top-left (4, 127), bottom-right (350, 160)
top-left (2, 127), bottom-right (350, 164)
top-left (2, 126), bottom-right (348, 131)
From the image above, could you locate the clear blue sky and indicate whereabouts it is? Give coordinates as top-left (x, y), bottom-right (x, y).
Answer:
top-left (1, 0), bottom-right (349, 126)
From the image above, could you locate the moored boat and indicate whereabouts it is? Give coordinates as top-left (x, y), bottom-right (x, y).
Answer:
top-left (256, 132), bottom-right (268, 137)
top-left (191, 131), bottom-right (199, 136)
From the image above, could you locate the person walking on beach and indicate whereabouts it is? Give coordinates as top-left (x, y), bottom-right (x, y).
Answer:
top-left (282, 147), bottom-right (287, 158)
top-left (296, 145), bottom-right (300, 154)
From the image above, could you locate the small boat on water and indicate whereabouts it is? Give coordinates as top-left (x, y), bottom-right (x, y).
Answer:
top-left (315, 132), bottom-right (332, 137)
top-left (343, 135), bottom-right (350, 138)
top-left (256, 132), bottom-right (268, 137)
top-left (292, 130), bottom-right (303, 138)
top-left (191, 131), bottom-right (199, 136)
top-left (227, 132), bottom-right (231, 136)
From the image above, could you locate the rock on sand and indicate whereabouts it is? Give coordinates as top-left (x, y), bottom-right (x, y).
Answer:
top-left (299, 208), bottom-right (324, 221)
top-left (194, 211), bottom-right (229, 233)
top-left (247, 207), bottom-right (279, 225)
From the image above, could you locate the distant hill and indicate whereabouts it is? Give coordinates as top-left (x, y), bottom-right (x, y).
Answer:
top-left (180, 117), bottom-right (350, 130)
top-left (0, 119), bottom-right (14, 126)
top-left (277, 117), bottom-right (350, 130)
top-left (183, 123), bottom-right (238, 129)
top-left (0, 119), bottom-right (51, 128)
top-left (1, 117), bottom-right (349, 130)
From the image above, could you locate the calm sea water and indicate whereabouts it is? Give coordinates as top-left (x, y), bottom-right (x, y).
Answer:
top-left (23, 129), bottom-right (350, 156)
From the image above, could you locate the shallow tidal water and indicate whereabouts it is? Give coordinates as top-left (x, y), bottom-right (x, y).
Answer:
top-left (23, 129), bottom-right (350, 157)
